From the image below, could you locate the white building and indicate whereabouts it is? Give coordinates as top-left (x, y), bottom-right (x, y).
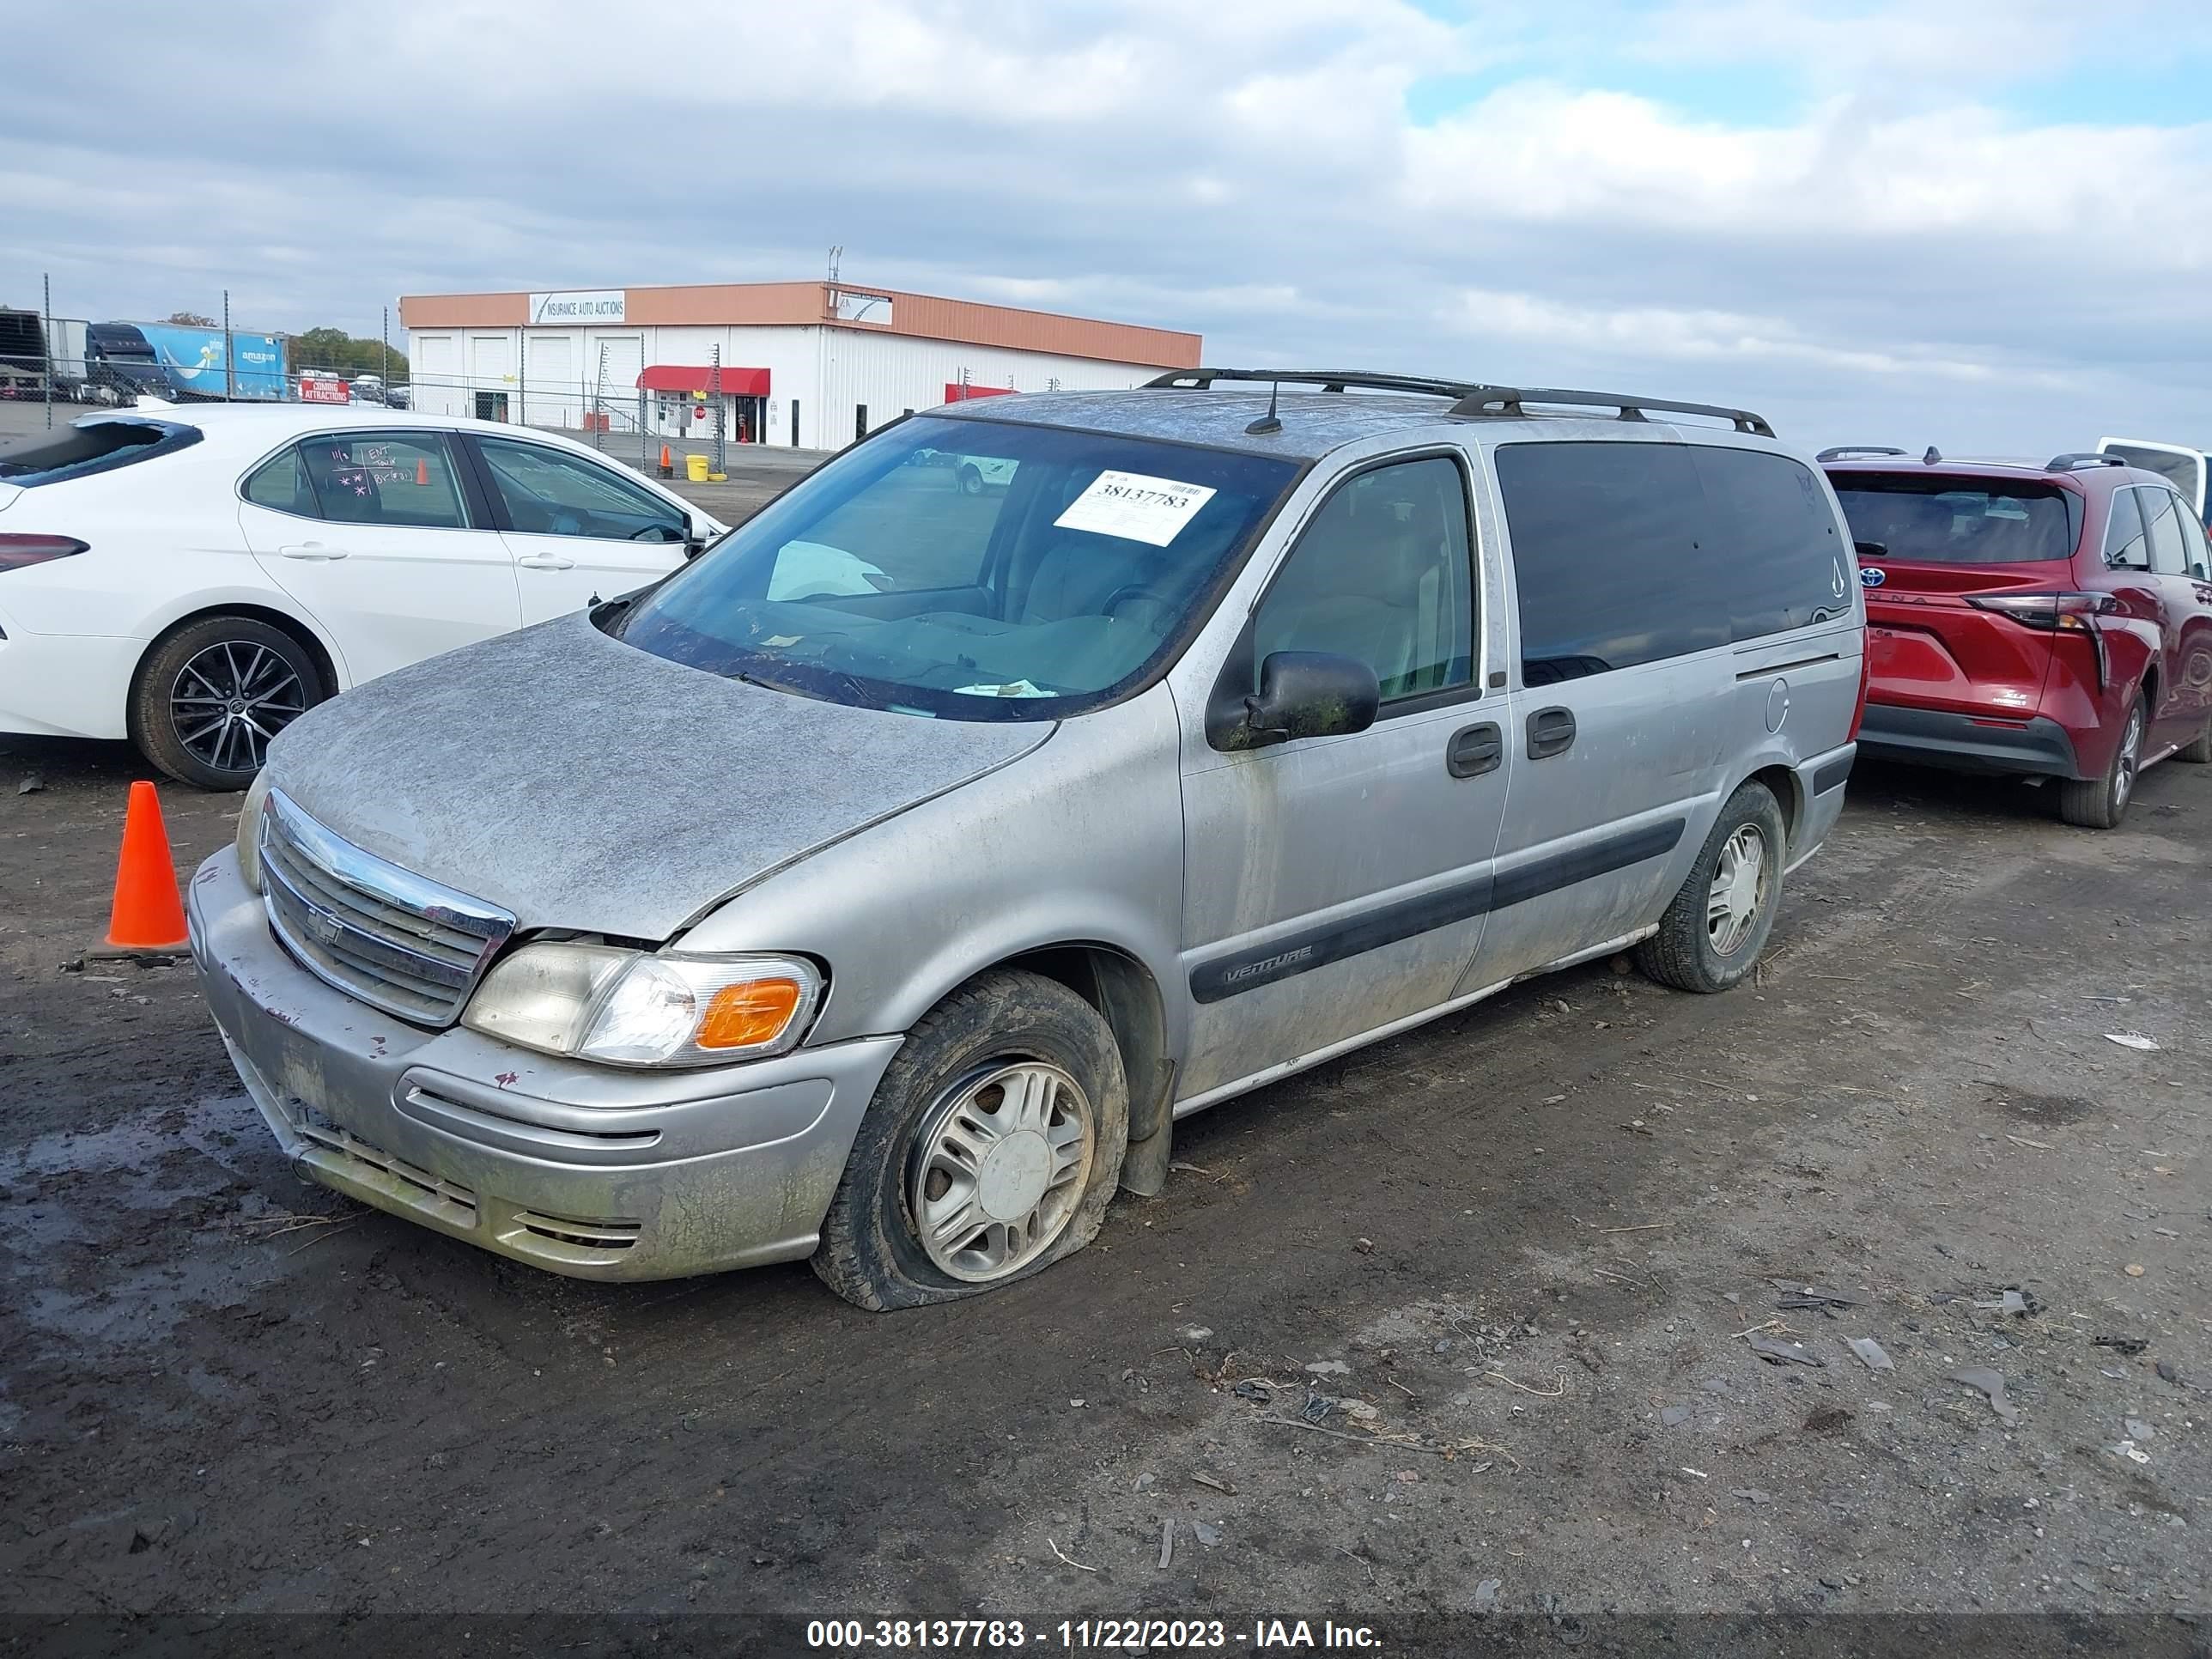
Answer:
top-left (398, 280), bottom-right (1201, 452)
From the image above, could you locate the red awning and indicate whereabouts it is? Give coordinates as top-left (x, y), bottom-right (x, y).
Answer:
top-left (637, 364), bottom-right (770, 396)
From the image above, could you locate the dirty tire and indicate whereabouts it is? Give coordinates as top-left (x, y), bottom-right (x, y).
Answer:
top-left (129, 615), bottom-right (325, 792)
top-left (811, 969), bottom-right (1127, 1312)
top-left (2057, 690), bottom-right (2143, 830)
top-left (1636, 781), bottom-right (1788, 994)
top-left (2176, 708), bottom-right (2212, 764)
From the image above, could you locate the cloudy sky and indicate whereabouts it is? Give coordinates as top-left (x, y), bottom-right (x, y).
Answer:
top-left (6, 0), bottom-right (2209, 452)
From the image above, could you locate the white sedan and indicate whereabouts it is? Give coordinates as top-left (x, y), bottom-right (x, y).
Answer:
top-left (0, 405), bottom-right (725, 788)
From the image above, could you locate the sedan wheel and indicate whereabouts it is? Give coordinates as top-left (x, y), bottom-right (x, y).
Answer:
top-left (170, 640), bottom-right (307, 777)
top-left (130, 616), bottom-right (325, 791)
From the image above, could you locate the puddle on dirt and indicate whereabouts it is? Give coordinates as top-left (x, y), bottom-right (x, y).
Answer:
top-left (1979, 1085), bottom-right (2098, 1127)
top-left (0, 1090), bottom-right (322, 1353)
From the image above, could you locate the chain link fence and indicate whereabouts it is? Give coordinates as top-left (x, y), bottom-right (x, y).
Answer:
top-left (1, 294), bottom-right (768, 481)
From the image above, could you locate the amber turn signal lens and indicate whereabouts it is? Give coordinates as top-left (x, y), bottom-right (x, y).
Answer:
top-left (696, 977), bottom-right (805, 1050)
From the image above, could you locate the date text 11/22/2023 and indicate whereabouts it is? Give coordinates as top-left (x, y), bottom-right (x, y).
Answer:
top-left (805, 1619), bottom-right (1386, 1650)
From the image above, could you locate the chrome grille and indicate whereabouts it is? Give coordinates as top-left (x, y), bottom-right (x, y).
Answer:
top-left (259, 788), bottom-right (515, 1027)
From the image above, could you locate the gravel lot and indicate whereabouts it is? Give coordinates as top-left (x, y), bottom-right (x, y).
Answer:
top-left (0, 447), bottom-right (2205, 1647)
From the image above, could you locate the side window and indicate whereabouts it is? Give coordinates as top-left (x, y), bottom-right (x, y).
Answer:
top-left (2177, 505), bottom-right (2211, 580)
top-left (1689, 447), bottom-right (1852, 640)
top-left (241, 444), bottom-right (315, 517)
top-left (1251, 456), bottom-right (1475, 704)
top-left (2142, 489), bottom-right (2188, 576)
top-left (477, 437), bottom-right (687, 542)
top-left (297, 432), bottom-right (470, 530)
top-left (2103, 487), bottom-right (2148, 569)
top-left (1496, 441), bottom-right (1725, 684)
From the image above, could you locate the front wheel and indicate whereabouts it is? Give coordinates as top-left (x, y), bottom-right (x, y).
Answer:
top-left (957, 464), bottom-right (983, 496)
top-left (129, 616), bottom-right (324, 791)
top-left (2057, 691), bottom-right (2143, 829)
top-left (811, 969), bottom-right (1128, 1311)
top-left (1637, 781), bottom-right (1788, 994)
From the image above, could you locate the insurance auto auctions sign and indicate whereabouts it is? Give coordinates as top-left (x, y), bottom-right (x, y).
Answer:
top-left (528, 289), bottom-right (626, 325)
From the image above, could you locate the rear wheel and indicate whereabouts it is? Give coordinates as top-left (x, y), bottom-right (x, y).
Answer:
top-left (1637, 781), bottom-right (1787, 994)
top-left (129, 616), bottom-right (323, 791)
top-left (2058, 692), bottom-right (2143, 830)
top-left (957, 463), bottom-right (983, 496)
top-left (811, 969), bottom-right (1128, 1311)
top-left (2176, 707), bottom-right (2212, 764)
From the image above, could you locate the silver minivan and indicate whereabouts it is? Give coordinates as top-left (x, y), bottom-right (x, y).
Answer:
top-left (188, 371), bottom-right (1865, 1309)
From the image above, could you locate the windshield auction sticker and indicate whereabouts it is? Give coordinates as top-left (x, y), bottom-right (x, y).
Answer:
top-left (1054, 471), bottom-right (1218, 546)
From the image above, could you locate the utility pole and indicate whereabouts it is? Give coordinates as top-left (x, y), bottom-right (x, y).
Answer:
top-left (222, 289), bottom-right (234, 400)
top-left (710, 344), bottom-right (725, 475)
top-left (593, 342), bottom-right (609, 453)
top-left (381, 306), bottom-right (390, 386)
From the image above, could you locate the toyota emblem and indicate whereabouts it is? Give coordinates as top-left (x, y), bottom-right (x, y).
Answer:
top-left (1859, 566), bottom-right (1887, 587)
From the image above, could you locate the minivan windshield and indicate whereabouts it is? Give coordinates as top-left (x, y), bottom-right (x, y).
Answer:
top-left (615, 415), bottom-right (1300, 720)
top-left (1829, 473), bottom-right (2080, 565)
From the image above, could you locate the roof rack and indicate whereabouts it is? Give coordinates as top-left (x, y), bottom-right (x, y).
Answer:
top-left (2045, 452), bottom-right (2124, 472)
top-left (1145, 368), bottom-right (1775, 438)
top-left (1815, 446), bottom-right (1909, 463)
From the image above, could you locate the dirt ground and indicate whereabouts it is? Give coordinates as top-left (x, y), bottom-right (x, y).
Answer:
top-left (3, 585), bottom-right (2208, 1644)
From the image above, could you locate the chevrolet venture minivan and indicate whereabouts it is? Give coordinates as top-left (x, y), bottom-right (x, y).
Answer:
top-left (189, 370), bottom-right (1865, 1310)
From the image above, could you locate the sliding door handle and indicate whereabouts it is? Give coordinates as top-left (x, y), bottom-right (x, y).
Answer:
top-left (1526, 706), bottom-right (1577, 759)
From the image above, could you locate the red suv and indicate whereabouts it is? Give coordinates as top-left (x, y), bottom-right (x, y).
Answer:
top-left (1822, 449), bottom-right (2212, 829)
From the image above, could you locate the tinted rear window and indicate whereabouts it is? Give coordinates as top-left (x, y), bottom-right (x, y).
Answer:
top-left (1496, 441), bottom-right (1850, 684)
top-left (0, 419), bottom-right (200, 488)
top-left (1829, 474), bottom-right (2079, 565)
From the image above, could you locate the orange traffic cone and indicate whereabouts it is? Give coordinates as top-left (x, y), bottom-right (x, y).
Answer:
top-left (415, 456), bottom-right (429, 486)
top-left (658, 444), bottom-right (674, 478)
top-left (99, 781), bottom-right (190, 956)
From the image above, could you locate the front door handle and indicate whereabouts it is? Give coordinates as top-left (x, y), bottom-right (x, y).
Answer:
top-left (517, 554), bottom-right (576, 570)
top-left (1526, 705), bottom-right (1577, 759)
top-left (1446, 720), bottom-right (1503, 779)
top-left (276, 542), bottom-right (346, 561)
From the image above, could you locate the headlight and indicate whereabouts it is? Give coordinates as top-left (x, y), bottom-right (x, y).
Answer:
top-left (461, 945), bottom-right (823, 1067)
top-left (234, 771), bottom-right (272, 893)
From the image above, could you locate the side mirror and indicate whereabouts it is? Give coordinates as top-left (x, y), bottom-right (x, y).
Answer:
top-left (1242, 651), bottom-right (1381, 747)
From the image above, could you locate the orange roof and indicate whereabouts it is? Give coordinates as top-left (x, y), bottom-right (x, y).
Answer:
top-left (398, 281), bottom-right (1200, 369)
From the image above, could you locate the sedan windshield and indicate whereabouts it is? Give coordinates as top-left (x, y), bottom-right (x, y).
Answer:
top-left (614, 415), bottom-right (1300, 720)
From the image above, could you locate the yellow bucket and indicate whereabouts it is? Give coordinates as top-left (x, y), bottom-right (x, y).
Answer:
top-left (684, 453), bottom-right (710, 483)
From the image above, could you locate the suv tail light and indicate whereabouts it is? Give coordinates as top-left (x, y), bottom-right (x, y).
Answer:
top-left (0, 534), bottom-right (89, 573)
top-left (1965, 591), bottom-right (2118, 629)
top-left (1967, 591), bottom-right (2118, 688)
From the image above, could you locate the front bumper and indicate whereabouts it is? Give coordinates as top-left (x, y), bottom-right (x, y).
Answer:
top-left (1856, 702), bottom-right (2085, 780)
top-left (187, 848), bottom-right (901, 1281)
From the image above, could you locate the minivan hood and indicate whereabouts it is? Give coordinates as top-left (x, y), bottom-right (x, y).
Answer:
top-left (263, 611), bottom-right (1054, 939)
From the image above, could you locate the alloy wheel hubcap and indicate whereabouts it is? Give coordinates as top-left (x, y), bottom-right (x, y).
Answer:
top-left (909, 1061), bottom-right (1092, 1283)
top-left (2116, 708), bottom-right (2142, 807)
top-left (1706, 824), bottom-right (1768, 957)
top-left (170, 641), bottom-right (306, 775)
